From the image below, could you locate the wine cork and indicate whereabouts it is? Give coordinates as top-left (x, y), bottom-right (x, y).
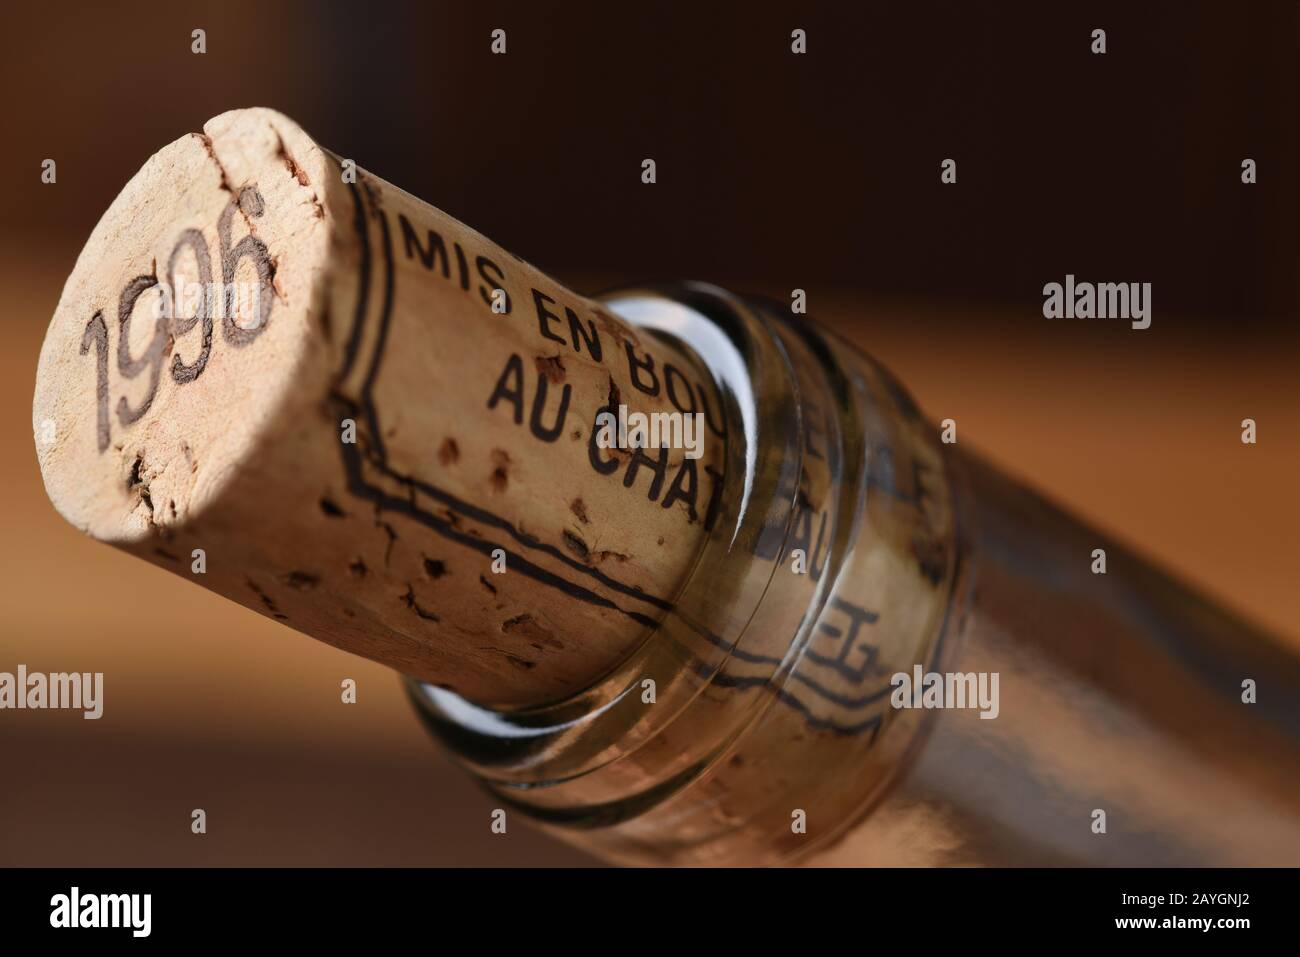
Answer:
top-left (33, 108), bottom-right (726, 707)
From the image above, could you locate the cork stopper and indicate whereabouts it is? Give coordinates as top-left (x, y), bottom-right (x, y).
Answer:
top-left (33, 108), bottom-right (725, 707)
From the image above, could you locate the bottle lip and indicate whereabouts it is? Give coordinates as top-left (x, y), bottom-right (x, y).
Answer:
top-left (406, 281), bottom-right (809, 789)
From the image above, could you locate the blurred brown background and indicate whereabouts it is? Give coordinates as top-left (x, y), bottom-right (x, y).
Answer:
top-left (1, 0), bottom-right (1297, 866)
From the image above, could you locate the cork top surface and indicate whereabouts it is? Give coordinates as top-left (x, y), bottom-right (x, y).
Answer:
top-left (33, 109), bottom-right (336, 543)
